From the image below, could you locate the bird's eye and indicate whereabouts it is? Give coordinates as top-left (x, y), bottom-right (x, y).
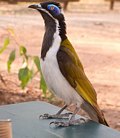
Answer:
top-left (47, 4), bottom-right (60, 15)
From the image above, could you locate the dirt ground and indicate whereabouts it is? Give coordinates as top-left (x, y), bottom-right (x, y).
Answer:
top-left (0, 2), bottom-right (120, 131)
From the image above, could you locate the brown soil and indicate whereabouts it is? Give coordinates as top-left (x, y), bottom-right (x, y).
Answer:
top-left (0, 2), bottom-right (120, 131)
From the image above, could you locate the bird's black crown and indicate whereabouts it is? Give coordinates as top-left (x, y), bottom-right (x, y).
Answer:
top-left (40, 1), bottom-right (61, 10)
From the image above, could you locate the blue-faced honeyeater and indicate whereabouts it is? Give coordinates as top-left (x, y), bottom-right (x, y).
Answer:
top-left (28, 1), bottom-right (109, 127)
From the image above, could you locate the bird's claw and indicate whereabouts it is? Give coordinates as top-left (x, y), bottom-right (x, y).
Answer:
top-left (57, 112), bottom-right (73, 118)
top-left (69, 117), bottom-right (88, 125)
top-left (39, 112), bottom-right (73, 119)
top-left (50, 121), bottom-right (70, 127)
top-left (49, 117), bottom-right (88, 127)
top-left (39, 113), bottom-right (52, 119)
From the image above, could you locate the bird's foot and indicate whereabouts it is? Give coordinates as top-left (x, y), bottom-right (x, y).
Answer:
top-left (39, 112), bottom-right (73, 119)
top-left (50, 117), bottom-right (88, 127)
top-left (50, 121), bottom-right (70, 127)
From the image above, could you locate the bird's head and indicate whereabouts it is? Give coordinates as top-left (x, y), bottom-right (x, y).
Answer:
top-left (28, 1), bottom-right (66, 40)
top-left (28, 1), bottom-right (63, 22)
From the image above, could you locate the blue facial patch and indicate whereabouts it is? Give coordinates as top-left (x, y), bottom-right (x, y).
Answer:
top-left (47, 4), bottom-right (60, 15)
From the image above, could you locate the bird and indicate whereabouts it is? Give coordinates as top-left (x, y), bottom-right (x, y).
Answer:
top-left (28, 1), bottom-right (109, 127)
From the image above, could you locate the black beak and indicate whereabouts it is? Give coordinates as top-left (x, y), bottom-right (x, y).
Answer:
top-left (28, 4), bottom-right (41, 10)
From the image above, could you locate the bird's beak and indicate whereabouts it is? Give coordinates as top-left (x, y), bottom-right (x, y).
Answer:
top-left (28, 4), bottom-right (41, 10)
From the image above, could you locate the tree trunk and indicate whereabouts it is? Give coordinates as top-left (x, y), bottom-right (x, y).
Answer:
top-left (9, 0), bottom-right (18, 4)
top-left (110, 0), bottom-right (114, 10)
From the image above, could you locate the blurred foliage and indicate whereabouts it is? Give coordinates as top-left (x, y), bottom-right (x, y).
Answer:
top-left (0, 38), bottom-right (10, 54)
top-left (7, 49), bottom-right (16, 72)
top-left (0, 28), bottom-right (48, 96)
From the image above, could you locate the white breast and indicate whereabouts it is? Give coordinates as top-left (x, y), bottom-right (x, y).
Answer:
top-left (40, 23), bottom-right (83, 107)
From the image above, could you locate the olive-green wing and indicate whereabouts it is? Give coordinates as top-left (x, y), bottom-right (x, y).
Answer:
top-left (57, 39), bottom-right (97, 106)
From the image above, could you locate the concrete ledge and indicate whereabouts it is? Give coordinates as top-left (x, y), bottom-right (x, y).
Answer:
top-left (0, 101), bottom-right (120, 138)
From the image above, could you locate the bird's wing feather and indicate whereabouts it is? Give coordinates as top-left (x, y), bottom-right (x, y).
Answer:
top-left (57, 39), bottom-right (97, 106)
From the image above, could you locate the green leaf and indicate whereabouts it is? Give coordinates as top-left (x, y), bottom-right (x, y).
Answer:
top-left (39, 64), bottom-right (47, 95)
top-left (7, 49), bottom-right (16, 72)
top-left (0, 38), bottom-right (10, 54)
top-left (18, 67), bottom-right (33, 89)
top-left (33, 56), bottom-right (40, 71)
top-left (33, 56), bottom-right (47, 95)
top-left (40, 73), bottom-right (47, 95)
top-left (19, 46), bottom-right (27, 56)
top-left (7, 27), bottom-right (15, 36)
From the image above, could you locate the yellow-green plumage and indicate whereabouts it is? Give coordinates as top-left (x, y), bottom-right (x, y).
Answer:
top-left (60, 39), bottom-right (97, 105)
top-left (58, 38), bottom-right (108, 126)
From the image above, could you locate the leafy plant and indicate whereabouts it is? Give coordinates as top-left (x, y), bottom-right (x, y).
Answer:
top-left (0, 28), bottom-right (48, 96)
top-left (18, 66), bottom-right (33, 89)
top-left (0, 37), bottom-right (10, 54)
top-left (7, 49), bottom-right (16, 72)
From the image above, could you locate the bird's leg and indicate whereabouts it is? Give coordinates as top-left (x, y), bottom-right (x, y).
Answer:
top-left (50, 107), bottom-right (88, 127)
top-left (39, 104), bottom-right (72, 119)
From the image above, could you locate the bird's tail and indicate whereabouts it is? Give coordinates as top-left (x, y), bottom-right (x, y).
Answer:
top-left (97, 109), bottom-right (109, 126)
top-left (82, 102), bottom-right (109, 126)
top-left (94, 105), bottom-right (109, 127)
